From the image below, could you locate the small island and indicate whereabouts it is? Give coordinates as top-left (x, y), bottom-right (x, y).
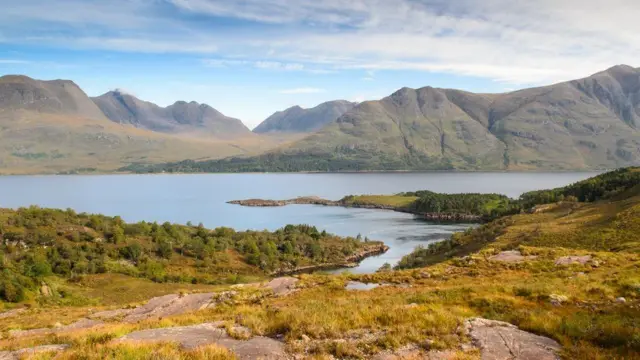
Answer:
top-left (227, 192), bottom-right (515, 222)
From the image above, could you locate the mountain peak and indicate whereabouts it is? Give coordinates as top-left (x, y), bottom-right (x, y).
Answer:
top-left (93, 92), bottom-right (249, 136)
top-left (254, 100), bottom-right (357, 134)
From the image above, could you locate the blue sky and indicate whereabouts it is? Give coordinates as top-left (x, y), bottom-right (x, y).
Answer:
top-left (1, 0), bottom-right (638, 128)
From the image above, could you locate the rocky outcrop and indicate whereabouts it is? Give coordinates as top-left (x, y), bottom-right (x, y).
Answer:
top-left (263, 277), bottom-right (299, 296)
top-left (489, 250), bottom-right (538, 263)
top-left (0, 344), bottom-right (69, 360)
top-left (117, 322), bottom-right (290, 359)
top-left (123, 293), bottom-right (216, 323)
top-left (228, 196), bottom-right (337, 207)
top-left (88, 308), bottom-right (133, 320)
top-left (555, 255), bottom-right (592, 265)
top-left (9, 318), bottom-right (104, 338)
top-left (346, 244), bottom-right (389, 262)
top-left (0, 308), bottom-right (26, 319)
top-left (229, 196), bottom-right (483, 223)
top-left (272, 244), bottom-right (390, 275)
top-left (465, 318), bottom-right (561, 360)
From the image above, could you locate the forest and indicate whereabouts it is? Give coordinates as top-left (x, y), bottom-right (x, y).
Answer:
top-left (0, 207), bottom-right (379, 302)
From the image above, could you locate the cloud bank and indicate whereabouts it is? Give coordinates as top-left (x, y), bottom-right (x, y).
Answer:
top-left (1, 0), bottom-right (638, 85)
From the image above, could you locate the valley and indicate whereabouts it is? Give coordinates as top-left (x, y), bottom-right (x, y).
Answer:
top-left (0, 169), bottom-right (637, 359)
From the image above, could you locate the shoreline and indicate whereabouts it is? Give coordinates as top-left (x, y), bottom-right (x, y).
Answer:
top-left (228, 197), bottom-right (484, 223)
top-left (0, 169), bottom-right (605, 177)
top-left (271, 243), bottom-right (390, 275)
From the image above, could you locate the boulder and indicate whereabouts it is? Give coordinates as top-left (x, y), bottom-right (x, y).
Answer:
top-left (489, 250), bottom-right (537, 263)
top-left (465, 318), bottom-right (560, 360)
top-left (554, 255), bottom-right (592, 266)
top-left (40, 282), bottom-right (52, 297)
top-left (117, 323), bottom-right (289, 359)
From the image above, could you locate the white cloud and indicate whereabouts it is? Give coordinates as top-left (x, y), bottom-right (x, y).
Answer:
top-left (255, 61), bottom-right (304, 71)
top-left (1, 0), bottom-right (640, 85)
top-left (202, 59), bottom-right (249, 67)
top-left (279, 87), bottom-right (326, 94)
top-left (0, 59), bottom-right (31, 64)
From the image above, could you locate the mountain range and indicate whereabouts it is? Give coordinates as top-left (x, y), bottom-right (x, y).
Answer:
top-left (1, 65), bottom-right (639, 174)
top-left (127, 65), bottom-right (640, 173)
top-left (92, 90), bottom-right (251, 136)
top-left (253, 100), bottom-right (356, 134)
top-left (286, 64), bottom-right (640, 170)
top-left (0, 75), bottom-right (290, 174)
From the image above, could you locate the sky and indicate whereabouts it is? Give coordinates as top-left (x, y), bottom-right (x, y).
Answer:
top-left (0, 0), bottom-right (639, 129)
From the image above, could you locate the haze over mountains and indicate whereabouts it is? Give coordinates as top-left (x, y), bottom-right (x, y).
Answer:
top-left (1, 65), bottom-right (639, 174)
top-left (253, 100), bottom-right (356, 134)
top-left (128, 65), bottom-right (640, 173)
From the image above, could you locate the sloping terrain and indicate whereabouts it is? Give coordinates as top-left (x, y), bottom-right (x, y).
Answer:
top-left (253, 100), bottom-right (356, 134)
top-left (0, 170), bottom-right (638, 359)
top-left (134, 65), bottom-right (640, 172)
top-left (0, 75), bottom-right (286, 174)
top-left (290, 65), bottom-right (640, 170)
top-left (92, 90), bottom-right (251, 137)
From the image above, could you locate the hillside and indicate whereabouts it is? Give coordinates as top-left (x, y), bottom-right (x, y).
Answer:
top-left (0, 75), bottom-right (288, 174)
top-left (92, 90), bottom-right (251, 137)
top-left (0, 170), bottom-right (638, 359)
top-left (253, 100), bottom-right (356, 134)
top-left (0, 75), bottom-right (107, 121)
top-left (128, 65), bottom-right (640, 173)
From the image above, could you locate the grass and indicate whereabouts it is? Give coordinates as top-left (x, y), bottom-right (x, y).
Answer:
top-left (25, 343), bottom-right (236, 360)
top-left (340, 195), bottom-right (419, 208)
top-left (1, 171), bottom-right (639, 358)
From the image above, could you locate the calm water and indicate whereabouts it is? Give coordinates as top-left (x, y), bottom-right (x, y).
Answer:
top-left (0, 172), bottom-right (598, 273)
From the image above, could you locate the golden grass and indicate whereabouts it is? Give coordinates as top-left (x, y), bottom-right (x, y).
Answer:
top-left (24, 343), bottom-right (236, 360)
top-left (343, 195), bottom-right (418, 208)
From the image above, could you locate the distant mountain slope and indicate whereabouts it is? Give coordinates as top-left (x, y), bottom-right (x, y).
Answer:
top-left (253, 100), bottom-right (356, 133)
top-left (0, 75), bottom-right (107, 120)
top-left (125, 65), bottom-right (640, 172)
top-left (0, 75), bottom-right (283, 174)
top-left (92, 90), bottom-right (251, 137)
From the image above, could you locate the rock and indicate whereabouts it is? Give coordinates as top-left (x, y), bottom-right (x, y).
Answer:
top-left (370, 345), bottom-right (459, 360)
top-left (89, 308), bottom-right (133, 320)
top-left (40, 282), bottom-right (52, 297)
top-left (404, 303), bottom-right (419, 309)
top-left (489, 250), bottom-right (537, 263)
top-left (207, 291), bottom-right (238, 308)
top-left (263, 277), bottom-right (298, 296)
top-left (117, 323), bottom-right (289, 359)
top-left (229, 325), bottom-right (252, 340)
top-left (554, 255), bottom-right (592, 266)
top-left (0, 344), bottom-right (69, 360)
top-left (9, 318), bottom-right (103, 338)
top-left (549, 294), bottom-right (569, 306)
top-left (300, 334), bottom-right (311, 342)
top-left (466, 318), bottom-right (561, 360)
top-left (123, 292), bottom-right (215, 323)
top-left (616, 297), bottom-right (627, 303)
top-left (0, 308), bottom-right (26, 319)
top-left (591, 260), bottom-right (601, 268)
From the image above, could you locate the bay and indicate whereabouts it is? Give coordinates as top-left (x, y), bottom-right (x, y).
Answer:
top-left (0, 172), bottom-right (598, 273)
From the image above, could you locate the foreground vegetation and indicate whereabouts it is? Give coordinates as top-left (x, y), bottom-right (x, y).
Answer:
top-left (0, 208), bottom-right (382, 303)
top-left (0, 168), bottom-right (638, 359)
